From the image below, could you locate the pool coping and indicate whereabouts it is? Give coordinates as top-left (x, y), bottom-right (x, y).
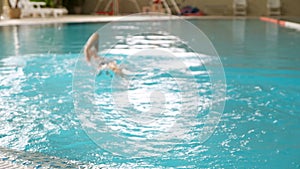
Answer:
top-left (0, 160), bottom-right (29, 169)
top-left (0, 146), bottom-right (102, 168)
top-left (1, 15), bottom-right (299, 32)
top-left (0, 15), bottom-right (256, 26)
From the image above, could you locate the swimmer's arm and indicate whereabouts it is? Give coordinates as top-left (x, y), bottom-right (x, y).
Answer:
top-left (84, 33), bottom-right (99, 62)
top-left (85, 33), bottom-right (123, 76)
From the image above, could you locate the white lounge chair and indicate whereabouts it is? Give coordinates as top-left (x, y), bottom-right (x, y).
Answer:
top-left (19, 0), bottom-right (52, 18)
top-left (52, 8), bottom-right (68, 17)
top-left (233, 0), bottom-right (247, 16)
top-left (267, 0), bottom-right (281, 16)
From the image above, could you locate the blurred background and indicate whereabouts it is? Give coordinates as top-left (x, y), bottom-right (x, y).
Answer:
top-left (1, 0), bottom-right (300, 16)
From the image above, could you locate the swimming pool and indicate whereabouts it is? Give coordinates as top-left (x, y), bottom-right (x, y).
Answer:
top-left (0, 18), bottom-right (300, 168)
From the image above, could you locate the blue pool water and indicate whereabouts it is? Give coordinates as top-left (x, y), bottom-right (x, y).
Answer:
top-left (0, 19), bottom-right (300, 168)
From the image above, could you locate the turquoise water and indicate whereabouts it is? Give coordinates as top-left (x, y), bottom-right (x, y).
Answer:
top-left (0, 19), bottom-right (300, 168)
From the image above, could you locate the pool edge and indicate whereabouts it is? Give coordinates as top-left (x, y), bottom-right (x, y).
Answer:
top-left (0, 15), bottom-right (257, 26)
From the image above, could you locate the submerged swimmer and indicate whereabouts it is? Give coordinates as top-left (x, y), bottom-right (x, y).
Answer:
top-left (84, 32), bottom-right (123, 75)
